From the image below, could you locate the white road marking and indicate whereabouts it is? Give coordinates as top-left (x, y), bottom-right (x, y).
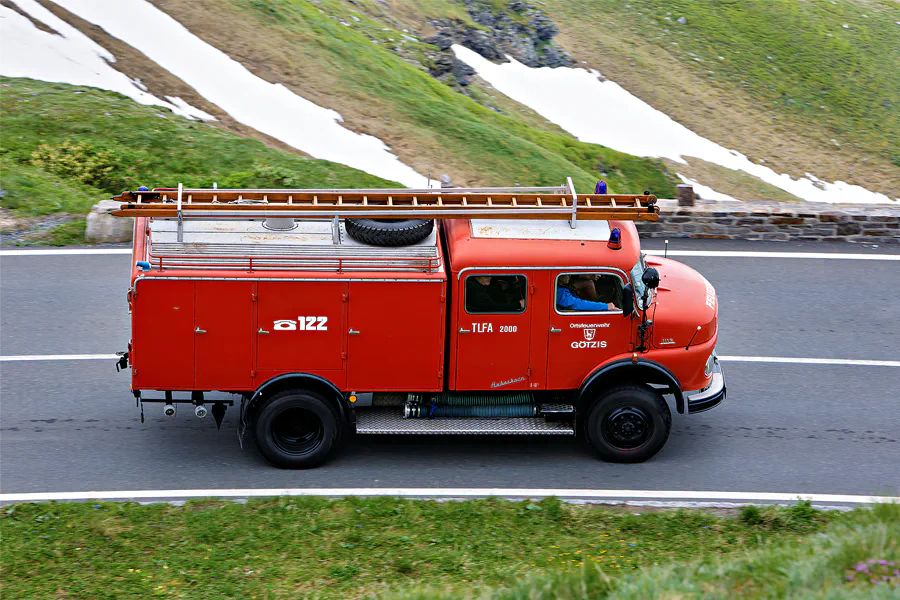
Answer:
top-left (718, 356), bottom-right (900, 367)
top-left (645, 250), bottom-right (900, 260)
top-left (0, 488), bottom-right (896, 505)
top-left (0, 248), bottom-right (132, 256)
top-left (2, 248), bottom-right (899, 260)
top-left (0, 354), bottom-right (119, 362)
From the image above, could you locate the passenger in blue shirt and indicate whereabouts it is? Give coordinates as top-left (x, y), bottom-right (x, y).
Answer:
top-left (556, 275), bottom-right (616, 311)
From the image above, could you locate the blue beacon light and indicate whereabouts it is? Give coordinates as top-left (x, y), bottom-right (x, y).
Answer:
top-left (607, 227), bottom-right (622, 250)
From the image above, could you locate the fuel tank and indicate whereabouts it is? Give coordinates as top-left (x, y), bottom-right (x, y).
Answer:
top-left (647, 257), bottom-right (718, 349)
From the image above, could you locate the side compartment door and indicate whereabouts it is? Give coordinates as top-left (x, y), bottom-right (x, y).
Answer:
top-left (546, 271), bottom-right (632, 389)
top-left (256, 281), bottom-right (347, 372)
top-left (347, 281), bottom-right (445, 391)
top-left (455, 273), bottom-right (531, 391)
top-left (132, 279), bottom-right (195, 389)
top-left (194, 281), bottom-right (253, 390)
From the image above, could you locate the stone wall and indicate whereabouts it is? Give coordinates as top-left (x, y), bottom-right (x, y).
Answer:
top-left (636, 199), bottom-right (900, 244)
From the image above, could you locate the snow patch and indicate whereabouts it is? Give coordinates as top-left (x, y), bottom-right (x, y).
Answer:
top-left (453, 45), bottom-right (895, 204)
top-left (676, 175), bottom-right (739, 202)
top-left (164, 96), bottom-right (215, 121)
top-left (0, 0), bottom-right (214, 121)
top-left (43, 0), bottom-right (428, 188)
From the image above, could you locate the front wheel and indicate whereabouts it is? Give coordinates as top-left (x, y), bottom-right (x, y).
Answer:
top-left (254, 390), bottom-right (341, 469)
top-left (584, 385), bottom-right (671, 463)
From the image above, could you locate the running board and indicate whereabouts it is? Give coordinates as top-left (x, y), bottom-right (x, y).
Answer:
top-left (355, 408), bottom-right (574, 435)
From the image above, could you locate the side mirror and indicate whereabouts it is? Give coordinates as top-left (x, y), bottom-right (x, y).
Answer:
top-left (622, 284), bottom-right (634, 318)
top-left (642, 267), bottom-right (660, 289)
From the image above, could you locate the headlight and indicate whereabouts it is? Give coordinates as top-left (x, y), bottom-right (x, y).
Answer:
top-left (704, 348), bottom-right (717, 377)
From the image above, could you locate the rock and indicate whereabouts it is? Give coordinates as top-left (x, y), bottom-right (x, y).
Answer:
top-left (677, 16), bottom-right (687, 24)
top-left (508, 1), bottom-right (526, 12)
top-left (428, 53), bottom-right (475, 85)
top-left (450, 58), bottom-right (476, 84)
top-left (424, 32), bottom-right (454, 51)
top-left (541, 45), bottom-right (571, 68)
top-left (86, 200), bottom-right (133, 243)
top-left (529, 15), bottom-right (558, 41)
top-left (462, 27), bottom-right (504, 60)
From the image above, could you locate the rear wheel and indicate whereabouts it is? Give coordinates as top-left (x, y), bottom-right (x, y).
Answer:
top-left (254, 390), bottom-right (341, 469)
top-left (584, 385), bottom-right (671, 463)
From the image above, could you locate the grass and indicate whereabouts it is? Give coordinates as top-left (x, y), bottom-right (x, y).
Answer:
top-left (399, 502), bottom-right (900, 599)
top-left (0, 77), bottom-right (399, 242)
top-left (0, 496), bottom-right (869, 599)
top-left (0, 77), bottom-right (397, 196)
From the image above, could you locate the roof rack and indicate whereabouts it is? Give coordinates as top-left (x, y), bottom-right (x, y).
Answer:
top-left (111, 178), bottom-right (660, 226)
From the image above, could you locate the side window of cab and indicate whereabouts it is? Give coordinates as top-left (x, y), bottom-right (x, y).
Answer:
top-left (555, 273), bottom-right (623, 313)
top-left (464, 274), bottom-right (527, 314)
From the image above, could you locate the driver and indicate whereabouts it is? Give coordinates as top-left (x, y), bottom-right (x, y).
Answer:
top-left (557, 275), bottom-right (617, 311)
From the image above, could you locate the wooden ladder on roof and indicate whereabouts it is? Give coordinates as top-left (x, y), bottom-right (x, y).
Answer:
top-left (110, 178), bottom-right (659, 223)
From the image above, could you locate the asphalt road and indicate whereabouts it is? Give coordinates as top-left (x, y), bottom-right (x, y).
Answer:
top-left (1, 240), bottom-right (899, 496)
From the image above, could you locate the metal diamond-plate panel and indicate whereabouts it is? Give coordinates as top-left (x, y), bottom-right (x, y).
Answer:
top-left (355, 409), bottom-right (574, 435)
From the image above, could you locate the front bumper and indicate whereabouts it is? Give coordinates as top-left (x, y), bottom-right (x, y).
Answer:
top-left (686, 358), bottom-right (725, 414)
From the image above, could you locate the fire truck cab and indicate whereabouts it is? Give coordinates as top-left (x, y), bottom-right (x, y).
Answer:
top-left (118, 185), bottom-right (725, 469)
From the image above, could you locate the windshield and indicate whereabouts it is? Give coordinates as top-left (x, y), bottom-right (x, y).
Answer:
top-left (630, 255), bottom-right (649, 309)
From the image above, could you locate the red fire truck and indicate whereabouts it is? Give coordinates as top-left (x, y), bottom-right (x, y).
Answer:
top-left (114, 182), bottom-right (724, 468)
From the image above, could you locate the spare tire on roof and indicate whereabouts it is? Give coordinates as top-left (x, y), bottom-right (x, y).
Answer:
top-left (345, 218), bottom-right (434, 246)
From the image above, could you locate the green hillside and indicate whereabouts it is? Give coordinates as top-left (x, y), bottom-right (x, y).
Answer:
top-left (541, 0), bottom-right (900, 195)
top-left (0, 78), bottom-right (401, 244)
top-left (377, 0), bottom-right (899, 196)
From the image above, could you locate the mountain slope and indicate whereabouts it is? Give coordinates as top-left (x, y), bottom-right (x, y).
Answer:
top-left (0, 77), bottom-right (395, 243)
top-left (381, 0), bottom-right (898, 197)
top-left (15, 0), bottom-right (673, 197)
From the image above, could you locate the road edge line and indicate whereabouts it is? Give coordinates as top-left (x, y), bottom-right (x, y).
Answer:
top-left (1, 488), bottom-right (897, 505)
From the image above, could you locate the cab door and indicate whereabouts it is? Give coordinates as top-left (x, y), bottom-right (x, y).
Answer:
top-left (455, 273), bottom-right (532, 391)
top-left (546, 271), bottom-right (633, 390)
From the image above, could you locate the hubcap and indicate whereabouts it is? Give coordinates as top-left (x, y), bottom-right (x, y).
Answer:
top-left (272, 408), bottom-right (324, 456)
top-left (602, 407), bottom-right (653, 450)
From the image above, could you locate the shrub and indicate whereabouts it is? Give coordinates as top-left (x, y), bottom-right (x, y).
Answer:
top-left (739, 504), bottom-right (762, 526)
top-left (30, 140), bottom-right (128, 193)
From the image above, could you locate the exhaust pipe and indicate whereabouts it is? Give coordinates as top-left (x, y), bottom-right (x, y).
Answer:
top-left (164, 403), bottom-right (176, 418)
top-left (194, 404), bottom-right (208, 419)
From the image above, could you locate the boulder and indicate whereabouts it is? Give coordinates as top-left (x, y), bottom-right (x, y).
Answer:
top-left (85, 199), bottom-right (133, 243)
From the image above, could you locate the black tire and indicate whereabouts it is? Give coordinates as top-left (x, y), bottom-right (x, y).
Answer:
top-left (584, 384), bottom-right (671, 463)
top-left (253, 390), bottom-right (341, 469)
top-left (345, 218), bottom-right (434, 246)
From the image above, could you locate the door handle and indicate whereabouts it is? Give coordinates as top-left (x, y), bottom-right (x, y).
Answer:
top-left (550, 327), bottom-right (562, 333)
top-left (459, 327), bottom-right (471, 333)
top-left (349, 329), bottom-right (361, 335)
top-left (194, 327), bottom-right (207, 334)
top-left (257, 328), bottom-right (270, 335)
